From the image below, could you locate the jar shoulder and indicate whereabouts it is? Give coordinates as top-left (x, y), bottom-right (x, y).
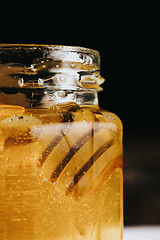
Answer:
top-left (99, 108), bottom-right (123, 128)
top-left (83, 106), bottom-right (123, 129)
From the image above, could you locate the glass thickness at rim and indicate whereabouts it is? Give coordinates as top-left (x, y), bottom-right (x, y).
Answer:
top-left (0, 44), bottom-right (100, 67)
top-left (0, 44), bottom-right (99, 52)
top-left (0, 44), bottom-right (99, 57)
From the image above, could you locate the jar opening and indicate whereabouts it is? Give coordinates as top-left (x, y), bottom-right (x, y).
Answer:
top-left (0, 44), bottom-right (100, 66)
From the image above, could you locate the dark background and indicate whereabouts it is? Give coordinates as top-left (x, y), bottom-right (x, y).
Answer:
top-left (0, 2), bottom-right (159, 226)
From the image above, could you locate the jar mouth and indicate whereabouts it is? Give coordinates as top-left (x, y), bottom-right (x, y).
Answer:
top-left (0, 44), bottom-right (100, 64)
top-left (0, 44), bottom-right (99, 53)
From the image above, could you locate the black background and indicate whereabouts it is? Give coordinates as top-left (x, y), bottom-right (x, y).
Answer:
top-left (0, 2), bottom-right (159, 225)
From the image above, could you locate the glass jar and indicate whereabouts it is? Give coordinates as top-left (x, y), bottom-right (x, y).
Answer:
top-left (0, 44), bottom-right (123, 240)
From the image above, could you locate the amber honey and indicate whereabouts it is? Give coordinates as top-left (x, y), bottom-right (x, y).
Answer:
top-left (0, 103), bottom-right (123, 240)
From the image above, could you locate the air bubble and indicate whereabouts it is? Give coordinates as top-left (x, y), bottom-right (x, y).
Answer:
top-left (18, 116), bottom-right (24, 119)
top-left (58, 75), bottom-right (66, 82)
top-left (71, 63), bottom-right (75, 68)
top-left (38, 79), bottom-right (44, 86)
top-left (57, 91), bottom-right (65, 97)
top-left (18, 79), bottom-right (24, 87)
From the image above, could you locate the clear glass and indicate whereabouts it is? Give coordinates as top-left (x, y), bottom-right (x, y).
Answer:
top-left (0, 44), bottom-right (123, 240)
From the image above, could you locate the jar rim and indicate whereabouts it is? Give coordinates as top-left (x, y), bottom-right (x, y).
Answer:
top-left (0, 44), bottom-right (99, 56)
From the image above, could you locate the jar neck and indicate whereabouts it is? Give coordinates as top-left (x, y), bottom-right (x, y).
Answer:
top-left (43, 90), bottom-right (99, 108)
top-left (0, 89), bottom-right (98, 108)
top-left (0, 45), bottom-right (104, 108)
